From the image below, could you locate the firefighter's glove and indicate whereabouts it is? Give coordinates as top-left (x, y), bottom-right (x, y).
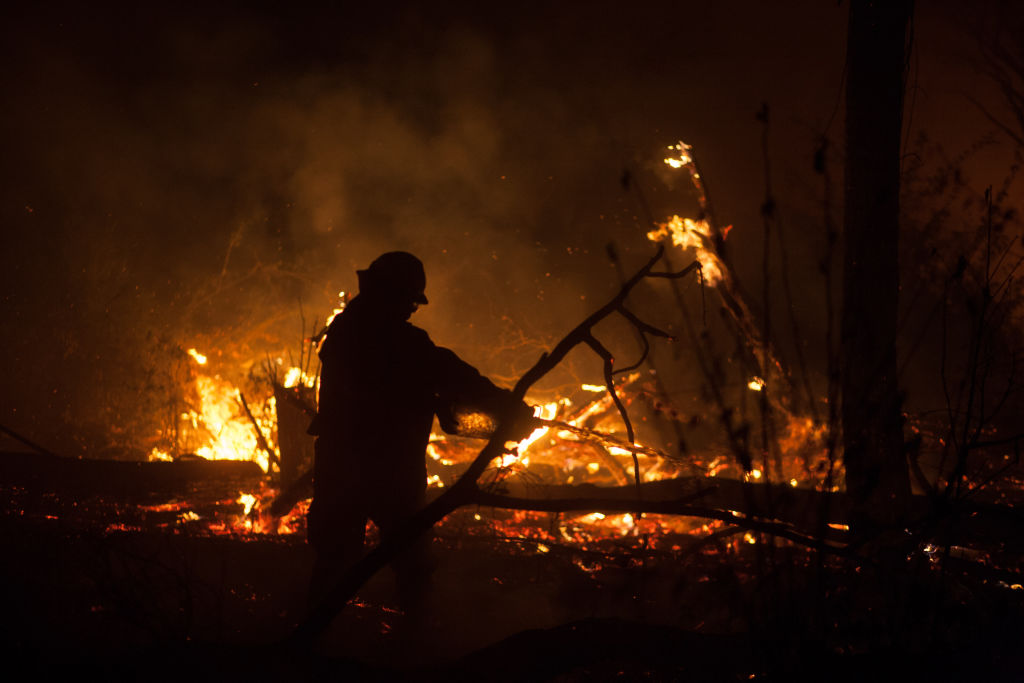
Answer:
top-left (505, 399), bottom-right (538, 442)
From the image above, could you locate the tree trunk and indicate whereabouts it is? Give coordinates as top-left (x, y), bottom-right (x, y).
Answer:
top-left (841, 0), bottom-right (913, 533)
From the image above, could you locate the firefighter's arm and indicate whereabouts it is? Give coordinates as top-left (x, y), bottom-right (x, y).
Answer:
top-left (431, 346), bottom-right (535, 441)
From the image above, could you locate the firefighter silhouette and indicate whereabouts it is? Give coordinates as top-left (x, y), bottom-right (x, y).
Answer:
top-left (307, 251), bottom-right (532, 615)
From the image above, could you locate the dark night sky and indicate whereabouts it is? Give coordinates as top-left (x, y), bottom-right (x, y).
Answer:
top-left (1, 1), bottom-right (1020, 455)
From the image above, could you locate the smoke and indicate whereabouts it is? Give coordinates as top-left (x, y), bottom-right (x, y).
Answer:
top-left (0, 4), bottom-right (653, 454)
top-left (4, 1), bottom-right (1011, 457)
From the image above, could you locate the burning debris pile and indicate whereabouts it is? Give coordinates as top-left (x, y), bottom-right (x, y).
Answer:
top-left (2, 142), bottom-right (850, 556)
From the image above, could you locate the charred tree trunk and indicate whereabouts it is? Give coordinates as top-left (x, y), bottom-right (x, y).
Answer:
top-left (841, 0), bottom-right (913, 534)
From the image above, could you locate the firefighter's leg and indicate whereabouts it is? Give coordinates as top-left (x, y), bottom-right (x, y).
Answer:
top-left (307, 499), bottom-right (368, 611)
top-left (392, 527), bottom-right (436, 617)
top-left (373, 489), bottom-right (435, 617)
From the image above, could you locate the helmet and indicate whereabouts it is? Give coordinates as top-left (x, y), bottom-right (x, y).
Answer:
top-left (357, 251), bottom-right (429, 304)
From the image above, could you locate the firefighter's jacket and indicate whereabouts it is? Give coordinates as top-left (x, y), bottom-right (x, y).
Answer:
top-left (309, 294), bottom-right (518, 503)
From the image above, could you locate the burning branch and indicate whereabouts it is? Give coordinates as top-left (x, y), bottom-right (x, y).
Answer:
top-left (468, 476), bottom-right (854, 548)
top-left (538, 418), bottom-right (670, 460)
top-left (237, 391), bottom-right (281, 473)
top-left (289, 246), bottom-right (699, 645)
top-left (515, 254), bottom-right (697, 493)
top-left (646, 141), bottom-right (804, 455)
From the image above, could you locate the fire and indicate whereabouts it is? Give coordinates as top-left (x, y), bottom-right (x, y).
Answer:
top-left (187, 376), bottom-right (276, 472)
top-left (19, 137), bottom-right (853, 562)
top-left (148, 447), bottom-right (173, 462)
top-left (646, 215), bottom-right (723, 284)
top-left (141, 350), bottom-right (827, 544)
top-left (447, 375), bottom-right (684, 493)
top-left (663, 142), bottom-right (694, 169)
top-left (126, 357), bottom-right (834, 543)
top-left (283, 366), bottom-right (317, 389)
top-left (649, 215), bottom-right (708, 252)
top-left (238, 492), bottom-right (257, 515)
top-left (513, 400), bottom-right (563, 453)
top-left (187, 348), bottom-right (208, 365)
top-left (129, 164), bottom-right (835, 544)
top-left (645, 141), bottom-right (726, 284)
top-left (147, 347), bottom-right (297, 474)
top-left (646, 139), bottom-right (837, 493)
top-left (325, 290), bottom-right (348, 327)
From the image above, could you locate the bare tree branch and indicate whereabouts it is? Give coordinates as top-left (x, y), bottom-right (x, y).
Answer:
top-left (583, 334), bottom-right (640, 493)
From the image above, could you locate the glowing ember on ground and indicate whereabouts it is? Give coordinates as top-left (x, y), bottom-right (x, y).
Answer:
top-left (238, 492), bottom-right (258, 515)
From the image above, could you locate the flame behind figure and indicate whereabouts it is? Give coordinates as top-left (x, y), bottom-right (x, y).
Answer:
top-left (140, 357), bottom-right (830, 540)
top-left (146, 348), bottom-right (282, 472)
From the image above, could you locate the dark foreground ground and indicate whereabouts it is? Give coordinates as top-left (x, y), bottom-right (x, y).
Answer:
top-left (4, 515), bottom-right (1023, 681)
top-left (9, 619), bottom-right (1022, 683)
top-left (2, 454), bottom-right (1023, 681)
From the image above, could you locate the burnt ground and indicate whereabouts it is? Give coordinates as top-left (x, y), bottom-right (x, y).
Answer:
top-left (2, 456), bottom-right (1023, 681)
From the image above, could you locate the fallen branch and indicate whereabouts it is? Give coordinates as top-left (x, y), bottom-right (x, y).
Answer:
top-left (539, 417), bottom-right (671, 460)
top-left (266, 415), bottom-right (668, 516)
top-left (474, 477), bottom-right (850, 533)
top-left (472, 489), bottom-right (850, 553)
